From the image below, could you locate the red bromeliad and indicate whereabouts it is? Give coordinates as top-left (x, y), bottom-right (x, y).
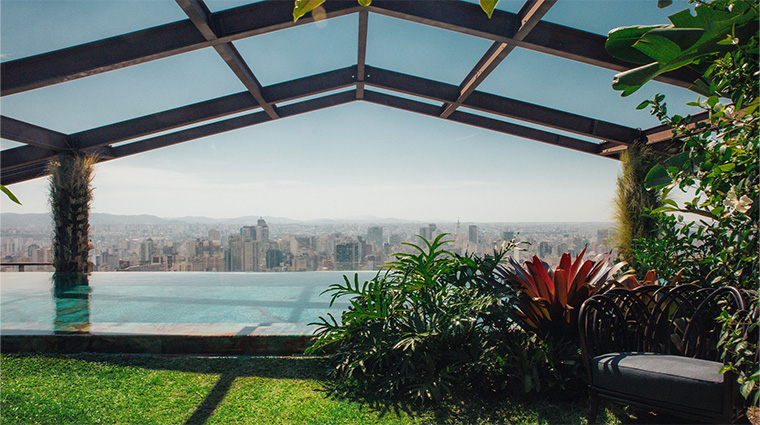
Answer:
top-left (497, 247), bottom-right (626, 340)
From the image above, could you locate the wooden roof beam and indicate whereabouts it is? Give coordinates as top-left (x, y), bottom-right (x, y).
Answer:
top-left (2, 1), bottom-right (698, 97)
top-left (364, 65), bottom-right (641, 144)
top-left (1, 91), bottom-right (357, 185)
top-left (1, 116), bottom-right (72, 150)
top-left (1, 0), bottom-right (359, 96)
top-left (440, 0), bottom-right (556, 118)
top-left (367, 0), bottom-right (699, 88)
top-left (363, 90), bottom-right (604, 157)
top-left (2, 67), bottom-right (357, 173)
top-left (176, 0), bottom-right (279, 119)
top-left (356, 9), bottom-right (369, 100)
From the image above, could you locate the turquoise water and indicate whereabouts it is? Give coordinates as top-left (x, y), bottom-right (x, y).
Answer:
top-left (0, 271), bottom-right (378, 335)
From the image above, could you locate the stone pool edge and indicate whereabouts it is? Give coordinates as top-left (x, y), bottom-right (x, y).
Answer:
top-left (1, 334), bottom-right (314, 356)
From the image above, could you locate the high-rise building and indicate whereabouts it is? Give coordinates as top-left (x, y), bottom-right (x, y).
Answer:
top-left (367, 226), bottom-right (383, 247)
top-left (226, 235), bottom-right (257, 271)
top-left (140, 238), bottom-right (155, 264)
top-left (266, 249), bottom-right (283, 270)
top-left (256, 218), bottom-right (269, 242)
top-left (335, 241), bottom-right (360, 270)
top-left (419, 223), bottom-right (437, 241)
top-left (468, 225), bottom-right (479, 244)
top-left (539, 241), bottom-right (552, 257)
top-left (241, 226), bottom-right (256, 239)
top-left (503, 231), bottom-right (515, 242)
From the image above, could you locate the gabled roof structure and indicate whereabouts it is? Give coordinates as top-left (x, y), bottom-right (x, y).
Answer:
top-left (1, 0), bottom-right (701, 186)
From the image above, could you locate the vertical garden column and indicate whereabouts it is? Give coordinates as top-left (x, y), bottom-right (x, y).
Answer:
top-left (49, 151), bottom-right (95, 333)
top-left (49, 151), bottom-right (96, 275)
top-left (613, 140), bottom-right (663, 264)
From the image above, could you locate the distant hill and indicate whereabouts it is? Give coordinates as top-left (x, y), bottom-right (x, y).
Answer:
top-left (1, 213), bottom-right (418, 227)
top-left (0, 213), bottom-right (52, 227)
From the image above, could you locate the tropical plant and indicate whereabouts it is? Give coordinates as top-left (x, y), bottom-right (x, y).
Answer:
top-left (293, 0), bottom-right (501, 22)
top-left (1, 185), bottom-right (21, 205)
top-left (495, 328), bottom-right (583, 395)
top-left (612, 139), bottom-right (666, 264)
top-left (718, 294), bottom-right (759, 406)
top-left (606, 0), bottom-right (758, 96)
top-left (495, 248), bottom-right (625, 341)
top-left (607, 0), bottom-right (758, 290)
top-left (48, 152), bottom-right (97, 274)
top-left (307, 234), bottom-right (519, 404)
top-left (640, 94), bottom-right (758, 289)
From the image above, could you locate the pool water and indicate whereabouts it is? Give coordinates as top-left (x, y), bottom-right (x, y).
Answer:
top-left (0, 271), bottom-right (377, 336)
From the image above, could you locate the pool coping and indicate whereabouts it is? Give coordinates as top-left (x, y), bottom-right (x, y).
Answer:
top-left (1, 333), bottom-right (315, 355)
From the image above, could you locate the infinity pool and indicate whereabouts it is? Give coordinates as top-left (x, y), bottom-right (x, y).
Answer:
top-left (0, 271), bottom-right (377, 336)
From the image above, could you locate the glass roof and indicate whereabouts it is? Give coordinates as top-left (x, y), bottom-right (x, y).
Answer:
top-left (0, 0), bottom-right (705, 222)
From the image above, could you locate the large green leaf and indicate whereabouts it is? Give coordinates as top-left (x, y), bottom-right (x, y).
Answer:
top-left (480, 0), bottom-right (499, 19)
top-left (606, 25), bottom-right (669, 64)
top-left (634, 28), bottom-right (704, 63)
top-left (645, 151), bottom-right (691, 188)
top-left (1, 185), bottom-right (21, 205)
top-left (293, 0), bottom-right (325, 22)
top-left (606, 1), bottom-right (758, 96)
top-left (612, 63), bottom-right (661, 96)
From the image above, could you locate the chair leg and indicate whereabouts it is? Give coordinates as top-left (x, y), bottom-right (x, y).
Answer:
top-left (588, 389), bottom-right (600, 425)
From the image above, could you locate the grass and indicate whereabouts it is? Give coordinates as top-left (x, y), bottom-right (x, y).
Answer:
top-left (0, 353), bottom-right (690, 425)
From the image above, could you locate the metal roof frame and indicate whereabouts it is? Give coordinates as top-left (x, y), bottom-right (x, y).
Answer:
top-left (0, 0), bottom-right (701, 185)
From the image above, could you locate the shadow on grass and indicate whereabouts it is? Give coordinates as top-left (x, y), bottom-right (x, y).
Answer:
top-left (10, 353), bottom-right (748, 425)
top-left (6, 352), bottom-right (331, 425)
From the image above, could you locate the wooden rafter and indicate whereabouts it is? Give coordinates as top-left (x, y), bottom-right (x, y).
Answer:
top-left (364, 90), bottom-right (603, 156)
top-left (176, 0), bottom-right (279, 119)
top-left (356, 9), bottom-right (369, 100)
top-left (1, 117), bottom-right (71, 150)
top-left (1, 91), bottom-right (357, 185)
top-left (440, 0), bottom-right (556, 118)
top-left (364, 65), bottom-right (641, 144)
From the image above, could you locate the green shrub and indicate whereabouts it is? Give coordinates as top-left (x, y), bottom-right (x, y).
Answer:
top-left (308, 235), bottom-right (596, 405)
top-left (495, 329), bottom-right (583, 396)
top-left (718, 294), bottom-right (759, 406)
top-left (307, 234), bottom-right (521, 404)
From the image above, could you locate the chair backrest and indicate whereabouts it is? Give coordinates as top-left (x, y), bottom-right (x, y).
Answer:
top-left (579, 285), bottom-right (747, 363)
top-left (680, 286), bottom-right (745, 360)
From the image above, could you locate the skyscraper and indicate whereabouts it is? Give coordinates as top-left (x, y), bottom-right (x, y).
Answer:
top-left (367, 226), bottom-right (383, 247)
top-left (468, 225), bottom-right (479, 244)
top-left (419, 223), bottom-right (437, 241)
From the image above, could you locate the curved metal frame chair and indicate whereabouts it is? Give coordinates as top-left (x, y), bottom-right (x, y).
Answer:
top-left (578, 285), bottom-right (747, 424)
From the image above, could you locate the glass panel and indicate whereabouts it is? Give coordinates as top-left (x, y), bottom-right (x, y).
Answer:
top-left (0, 0), bottom-right (187, 61)
top-left (366, 14), bottom-right (493, 86)
top-left (1, 48), bottom-right (246, 134)
top-left (235, 14), bottom-right (358, 86)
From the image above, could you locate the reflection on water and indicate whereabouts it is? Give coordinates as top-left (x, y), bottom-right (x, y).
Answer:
top-left (52, 273), bottom-right (91, 334)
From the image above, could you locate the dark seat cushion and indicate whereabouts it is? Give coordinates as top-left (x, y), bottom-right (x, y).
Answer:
top-left (591, 352), bottom-right (725, 413)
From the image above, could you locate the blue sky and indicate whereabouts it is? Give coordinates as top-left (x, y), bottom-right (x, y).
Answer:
top-left (0, 0), bottom-right (699, 222)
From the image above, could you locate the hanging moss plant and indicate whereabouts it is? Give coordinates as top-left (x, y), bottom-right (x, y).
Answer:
top-left (612, 139), bottom-right (664, 265)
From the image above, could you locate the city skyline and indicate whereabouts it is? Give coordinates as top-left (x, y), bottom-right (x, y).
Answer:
top-left (2, 214), bottom-right (614, 273)
top-left (1, 0), bottom-right (699, 222)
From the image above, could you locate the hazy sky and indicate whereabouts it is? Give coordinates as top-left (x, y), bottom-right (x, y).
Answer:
top-left (0, 0), bottom-right (699, 222)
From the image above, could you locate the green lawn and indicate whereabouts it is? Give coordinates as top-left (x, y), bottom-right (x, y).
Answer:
top-left (0, 353), bottom-right (654, 425)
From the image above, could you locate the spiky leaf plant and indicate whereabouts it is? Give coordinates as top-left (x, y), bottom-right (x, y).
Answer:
top-left (48, 152), bottom-right (96, 274)
top-left (497, 248), bottom-right (625, 341)
top-left (612, 139), bottom-right (664, 264)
